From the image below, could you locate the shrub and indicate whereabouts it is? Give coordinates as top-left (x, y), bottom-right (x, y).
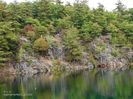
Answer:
top-left (35, 25), bottom-right (48, 37)
top-left (45, 35), bottom-right (54, 44)
top-left (106, 23), bottom-right (119, 33)
top-left (22, 42), bottom-right (33, 55)
top-left (47, 24), bottom-right (56, 35)
top-left (110, 32), bottom-right (131, 47)
top-left (33, 37), bottom-right (49, 52)
top-left (51, 59), bottom-right (66, 76)
top-left (26, 31), bottom-right (36, 39)
top-left (95, 43), bottom-right (106, 54)
top-left (111, 48), bottom-right (120, 57)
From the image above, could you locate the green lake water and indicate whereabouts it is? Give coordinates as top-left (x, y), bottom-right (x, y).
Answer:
top-left (0, 70), bottom-right (133, 99)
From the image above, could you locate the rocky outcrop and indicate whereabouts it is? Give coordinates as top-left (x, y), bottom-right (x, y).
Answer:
top-left (13, 34), bottom-right (132, 76)
top-left (15, 52), bottom-right (52, 75)
top-left (89, 34), bottom-right (132, 71)
top-left (15, 36), bottom-right (52, 75)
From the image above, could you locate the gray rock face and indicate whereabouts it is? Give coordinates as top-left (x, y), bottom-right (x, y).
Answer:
top-left (127, 51), bottom-right (133, 59)
top-left (81, 52), bottom-right (89, 64)
top-left (48, 45), bottom-right (65, 61)
top-left (15, 36), bottom-right (53, 75)
top-left (89, 35), bottom-right (131, 71)
top-left (16, 50), bottom-right (51, 75)
top-left (87, 63), bottom-right (94, 70)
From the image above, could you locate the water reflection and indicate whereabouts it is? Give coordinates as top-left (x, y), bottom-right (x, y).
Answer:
top-left (0, 70), bottom-right (133, 99)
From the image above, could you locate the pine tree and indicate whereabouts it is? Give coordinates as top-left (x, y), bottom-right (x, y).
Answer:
top-left (63, 28), bottom-right (83, 62)
top-left (0, 22), bottom-right (19, 66)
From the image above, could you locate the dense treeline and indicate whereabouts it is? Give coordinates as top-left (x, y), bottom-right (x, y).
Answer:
top-left (0, 0), bottom-right (132, 66)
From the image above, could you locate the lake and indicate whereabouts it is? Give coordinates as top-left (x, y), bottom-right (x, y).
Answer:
top-left (0, 70), bottom-right (133, 99)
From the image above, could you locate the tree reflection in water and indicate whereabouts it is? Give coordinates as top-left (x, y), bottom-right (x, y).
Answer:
top-left (0, 70), bottom-right (133, 99)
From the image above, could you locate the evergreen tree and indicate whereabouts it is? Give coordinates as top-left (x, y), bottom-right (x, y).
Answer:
top-left (63, 28), bottom-right (83, 62)
top-left (0, 22), bottom-right (19, 66)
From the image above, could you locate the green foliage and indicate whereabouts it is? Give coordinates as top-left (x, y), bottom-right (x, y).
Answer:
top-left (92, 4), bottom-right (107, 34)
top-left (17, 46), bottom-right (24, 61)
top-left (51, 59), bottom-right (66, 76)
top-left (119, 21), bottom-right (133, 43)
top-left (45, 35), bottom-right (55, 47)
top-left (0, 22), bottom-right (19, 65)
top-left (95, 43), bottom-right (106, 54)
top-left (110, 32), bottom-right (131, 47)
top-left (25, 17), bottom-right (41, 26)
top-left (106, 23), bottom-right (119, 33)
top-left (26, 31), bottom-right (36, 40)
top-left (111, 48), bottom-right (121, 57)
top-left (70, 2), bottom-right (90, 29)
top-left (89, 52), bottom-right (97, 67)
top-left (81, 22), bottom-right (102, 41)
top-left (63, 28), bottom-right (82, 62)
top-left (56, 16), bottom-right (73, 29)
top-left (35, 25), bottom-right (48, 36)
top-left (0, 0), bottom-right (132, 66)
top-left (33, 37), bottom-right (49, 52)
top-left (49, 2), bottom-right (65, 21)
top-left (128, 8), bottom-right (133, 21)
top-left (22, 41), bottom-right (33, 55)
top-left (25, 17), bottom-right (48, 37)
top-left (47, 23), bottom-right (56, 35)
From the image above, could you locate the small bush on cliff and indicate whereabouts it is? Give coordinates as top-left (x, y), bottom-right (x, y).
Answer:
top-left (45, 35), bottom-right (54, 46)
top-left (51, 59), bottom-right (66, 76)
top-left (111, 48), bottom-right (121, 57)
top-left (33, 37), bottom-right (49, 52)
top-left (26, 31), bottom-right (36, 40)
top-left (110, 32), bottom-right (131, 47)
top-left (95, 43), bottom-right (106, 54)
